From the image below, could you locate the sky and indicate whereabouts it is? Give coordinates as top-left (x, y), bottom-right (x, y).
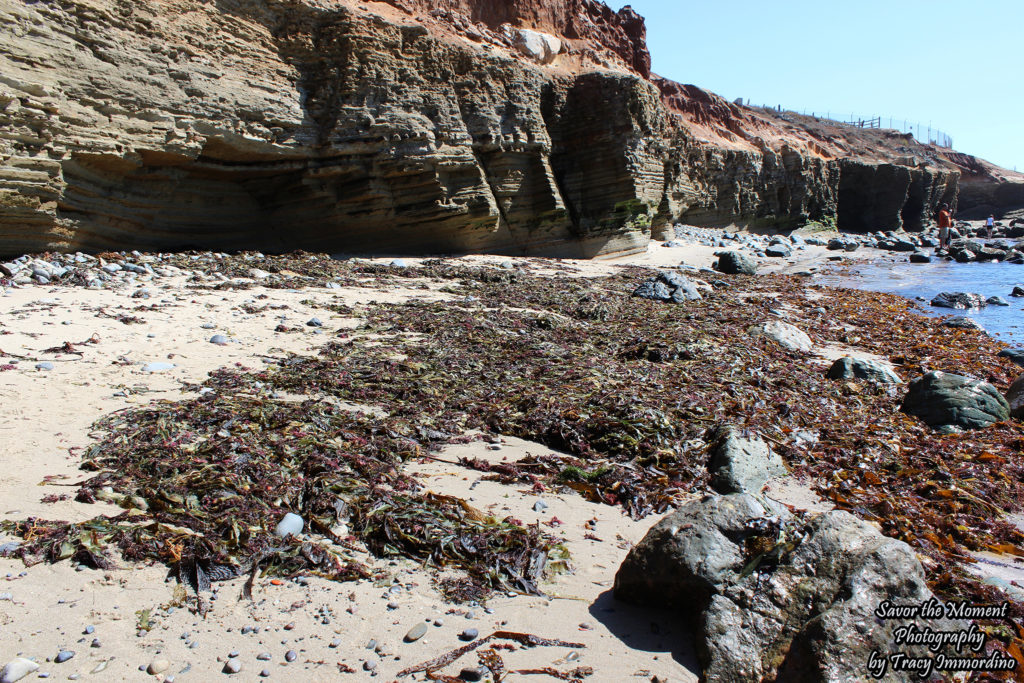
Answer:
top-left (610, 0), bottom-right (1023, 171)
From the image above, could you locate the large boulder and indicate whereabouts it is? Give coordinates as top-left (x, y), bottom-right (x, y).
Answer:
top-left (901, 371), bottom-right (1010, 430)
top-left (931, 291), bottom-right (986, 309)
top-left (716, 251), bottom-right (757, 275)
top-left (749, 320), bottom-right (813, 352)
top-left (888, 238), bottom-right (917, 252)
top-left (949, 238), bottom-right (984, 254)
top-left (1007, 374), bottom-right (1024, 419)
top-left (633, 271), bottom-right (702, 303)
top-left (615, 494), bottom-right (964, 682)
top-left (942, 316), bottom-right (985, 331)
top-left (908, 250), bottom-right (931, 263)
top-left (506, 27), bottom-right (562, 65)
top-left (826, 356), bottom-right (902, 384)
top-left (998, 348), bottom-right (1024, 367)
top-left (707, 426), bottom-right (787, 495)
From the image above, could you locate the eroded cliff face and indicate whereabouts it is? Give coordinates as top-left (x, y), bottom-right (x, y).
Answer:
top-left (0, 0), bottom-right (984, 257)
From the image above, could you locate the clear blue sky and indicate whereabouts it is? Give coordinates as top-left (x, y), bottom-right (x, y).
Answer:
top-left (611, 0), bottom-right (1023, 171)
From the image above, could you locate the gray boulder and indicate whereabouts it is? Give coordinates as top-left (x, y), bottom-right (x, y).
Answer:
top-left (1011, 285), bottom-right (1024, 297)
top-left (908, 250), bottom-right (931, 263)
top-left (707, 426), bottom-right (787, 495)
top-left (931, 291), bottom-right (986, 309)
top-left (765, 244), bottom-right (791, 258)
top-left (1007, 374), bottom-right (1024, 419)
top-left (826, 356), bottom-right (902, 384)
top-left (716, 251), bottom-right (757, 275)
top-left (614, 494), bottom-right (781, 611)
top-left (632, 280), bottom-right (672, 302)
top-left (950, 238), bottom-right (984, 254)
top-left (977, 247), bottom-right (1007, 261)
top-left (942, 316), bottom-right (984, 331)
top-left (901, 371), bottom-right (1009, 430)
top-left (633, 271), bottom-right (702, 303)
top-left (998, 348), bottom-right (1024, 367)
top-left (949, 248), bottom-right (974, 262)
top-left (987, 296), bottom-right (1010, 307)
top-left (615, 495), bottom-right (963, 683)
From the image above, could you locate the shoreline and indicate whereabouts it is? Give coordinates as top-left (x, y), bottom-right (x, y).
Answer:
top-left (1, 236), bottom-right (1022, 681)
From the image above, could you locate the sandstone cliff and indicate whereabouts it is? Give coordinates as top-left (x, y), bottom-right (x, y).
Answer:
top-left (0, 0), bottom-right (1005, 258)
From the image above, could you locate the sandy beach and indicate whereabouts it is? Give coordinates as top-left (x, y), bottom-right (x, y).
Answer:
top-left (0, 235), bottom-right (1019, 682)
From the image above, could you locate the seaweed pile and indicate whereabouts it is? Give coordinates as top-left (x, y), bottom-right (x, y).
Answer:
top-left (5, 258), bottom-right (1024, 625)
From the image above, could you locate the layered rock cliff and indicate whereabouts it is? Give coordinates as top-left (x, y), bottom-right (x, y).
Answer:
top-left (0, 0), bottom-right (1002, 258)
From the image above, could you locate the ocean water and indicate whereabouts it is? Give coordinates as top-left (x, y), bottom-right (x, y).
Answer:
top-left (815, 256), bottom-right (1024, 348)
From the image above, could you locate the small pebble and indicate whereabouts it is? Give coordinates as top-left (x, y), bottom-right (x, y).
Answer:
top-left (306, 317), bottom-right (322, 327)
top-left (363, 661), bottom-right (377, 672)
top-left (35, 362), bottom-right (54, 371)
top-left (223, 659), bottom-right (241, 674)
top-left (329, 639), bottom-right (341, 649)
top-left (284, 651), bottom-right (297, 663)
top-left (260, 670), bottom-right (270, 678)
top-left (209, 334), bottom-right (228, 345)
top-left (533, 499), bottom-right (548, 512)
top-left (90, 639), bottom-right (100, 649)
top-left (365, 639), bottom-right (376, 650)
top-left (459, 628), bottom-right (479, 641)
top-left (55, 651), bottom-right (75, 664)
top-left (459, 666), bottom-right (485, 682)
top-left (83, 626), bottom-right (94, 635)
top-left (256, 653), bottom-right (272, 661)
top-left (228, 651), bottom-right (239, 659)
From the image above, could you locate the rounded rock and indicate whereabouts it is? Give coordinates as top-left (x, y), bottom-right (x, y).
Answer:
top-left (274, 513), bottom-right (304, 538)
top-left (146, 659), bottom-right (170, 675)
top-left (54, 651), bottom-right (75, 664)
top-left (223, 659), bottom-right (242, 674)
top-left (404, 622), bottom-right (428, 643)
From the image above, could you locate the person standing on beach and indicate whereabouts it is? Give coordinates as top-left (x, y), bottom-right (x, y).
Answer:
top-left (986, 214), bottom-right (995, 238)
top-left (937, 203), bottom-right (953, 249)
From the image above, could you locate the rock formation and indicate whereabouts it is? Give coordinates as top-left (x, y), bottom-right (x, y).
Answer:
top-left (0, 0), bottom-right (1010, 257)
top-left (614, 493), bottom-right (966, 682)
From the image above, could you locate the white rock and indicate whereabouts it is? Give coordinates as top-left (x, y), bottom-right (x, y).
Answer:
top-left (274, 513), bottom-right (304, 538)
top-left (508, 27), bottom-right (562, 64)
top-left (749, 320), bottom-right (813, 352)
top-left (0, 658), bottom-right (40, 683)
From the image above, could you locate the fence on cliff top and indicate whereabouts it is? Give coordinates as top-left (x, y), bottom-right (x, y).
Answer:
top-left (747, 103), bottom-right (953, 149)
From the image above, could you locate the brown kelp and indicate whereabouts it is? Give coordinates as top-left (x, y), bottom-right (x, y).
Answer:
top-left (4, 255), bottom-right (1024, 647)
